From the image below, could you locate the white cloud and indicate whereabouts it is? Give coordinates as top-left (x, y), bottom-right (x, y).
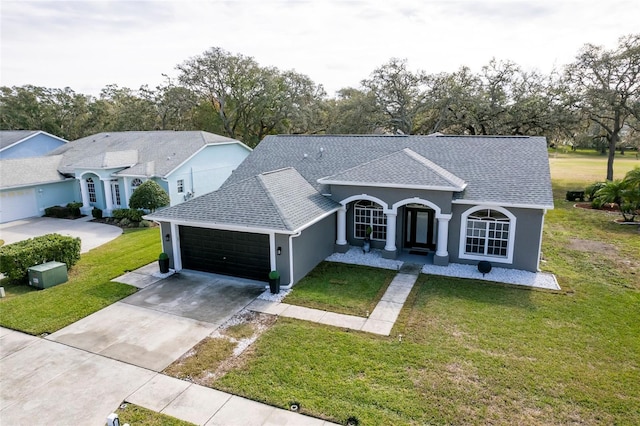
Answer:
top-left (1, 0), bottom-right (638, 96)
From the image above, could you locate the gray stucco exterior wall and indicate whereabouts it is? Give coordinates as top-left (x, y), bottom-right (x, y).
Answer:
top-left (448, 205), bottom-right (545, 272)
top-left (160, 222), bottom-right (175, 268)
top-left (330, 185), bottom-right (453, 214)
top-left (275, 233), bottom-right (291, 285)
top-left (291, 214), bottom-right (336, 284)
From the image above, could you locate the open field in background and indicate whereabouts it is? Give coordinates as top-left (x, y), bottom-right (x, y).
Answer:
top-left (549, 151), bottom-right (638, 186)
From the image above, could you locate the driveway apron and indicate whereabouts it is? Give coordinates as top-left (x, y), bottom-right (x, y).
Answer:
top-left (46, 271), bottom-right (265, 372)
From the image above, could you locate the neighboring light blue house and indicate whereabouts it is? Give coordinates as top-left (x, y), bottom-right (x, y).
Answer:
top-left (148, 134), bottom-right (554, 284)
top-left (0, 130), bottom-right (68, 159)
top-left (0, 131), bottom-right (251, 223)
top-left (0, 155), bottom-right (77, 223)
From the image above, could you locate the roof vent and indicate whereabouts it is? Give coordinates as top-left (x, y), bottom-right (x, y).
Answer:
top-left (303, 153), bottom-right (308, 159)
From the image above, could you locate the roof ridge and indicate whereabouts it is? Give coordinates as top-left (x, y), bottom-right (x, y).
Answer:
top-left (402, 148), bottom-right (466, 189)
top-left (256, 169), bottom-right (295, 230)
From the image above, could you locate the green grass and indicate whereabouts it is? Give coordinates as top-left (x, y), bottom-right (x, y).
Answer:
top-left (116, 403), bottom-right (195, 426)
top-left (163, 336), bottom-right (237, 383)
top-left (282, 262), bottom-right (396, 316)
top-left (0, 227), bottom-right (160, 335)
top-left (549, 151), bottom-right (638, 186)
top-left (209, 157), bottom-right (640, 424)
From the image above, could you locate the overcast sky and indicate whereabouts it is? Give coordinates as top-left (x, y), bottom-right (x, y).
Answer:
top-left (1, 0), bottom-right (638, 97)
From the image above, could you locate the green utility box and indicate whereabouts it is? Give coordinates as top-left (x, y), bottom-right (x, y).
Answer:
top-left (28, 261), bottom-right (68, 289)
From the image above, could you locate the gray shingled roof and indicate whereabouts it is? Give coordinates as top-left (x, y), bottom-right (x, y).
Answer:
top-left (225, 134), bottom-right (554, 208)
top-left (318, 148), bottom-right (466, 191)
top-left (0, 155), bottom-right (68, 189)
top-left (0, 130), bottom-right (40, 150)
top-left (50, 131), bottom-right (242, 177)
top-left (147, 168), bottom-right (340, 232)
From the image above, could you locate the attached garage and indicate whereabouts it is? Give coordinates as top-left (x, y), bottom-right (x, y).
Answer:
top-left (0, 188), bottom-right (39, 223)
top-left (179, 226), bottom-right (270, 281)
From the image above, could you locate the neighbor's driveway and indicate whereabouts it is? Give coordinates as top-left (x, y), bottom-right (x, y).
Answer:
top-left (0, 216), bottom-right (122, 253)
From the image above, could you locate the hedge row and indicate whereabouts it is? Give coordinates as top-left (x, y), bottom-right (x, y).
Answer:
top-left (112, 208), bottom-right (144, 222)
top-left (0, 234), bottom-right (81, 281)
top-left (44, 202), bottom-right (83, 219)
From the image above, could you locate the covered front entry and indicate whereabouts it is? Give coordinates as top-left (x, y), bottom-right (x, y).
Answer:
top-left (403, 205), bottom-right (435, 251)
top-left (179, 226), bottom-right (270, 281)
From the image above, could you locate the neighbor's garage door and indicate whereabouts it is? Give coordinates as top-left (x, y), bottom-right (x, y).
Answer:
top-left (0, 188), bottom-right (39, 223)
top-left (179, 226), bottom-right (270, 281)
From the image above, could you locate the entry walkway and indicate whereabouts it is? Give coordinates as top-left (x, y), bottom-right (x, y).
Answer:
top-left (247, 263), bottom-right (423, 336)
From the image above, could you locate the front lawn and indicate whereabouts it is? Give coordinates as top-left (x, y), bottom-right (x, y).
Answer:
top-left (282, 262), bottom-right (396, 316)
top-left (208, 176), bottom-right (640, 424)
top-left (0, 227), bottom-right (160, 335)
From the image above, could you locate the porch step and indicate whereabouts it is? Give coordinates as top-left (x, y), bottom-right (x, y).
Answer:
top-left (399, 262), bottom-right (423, 275)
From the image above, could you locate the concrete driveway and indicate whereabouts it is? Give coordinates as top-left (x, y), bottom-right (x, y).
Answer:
top-left (47, 270), bottom-right (266, 371)
top-left (0, 216), bottom-right (122, 253)
top-left (1, 327), bottom-right (156, 425)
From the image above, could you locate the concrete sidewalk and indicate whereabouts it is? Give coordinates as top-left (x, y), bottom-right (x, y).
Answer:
top-left (0, 327), bottom-right (338, 425)
top-left (247, 263), bottom-right (423, 336)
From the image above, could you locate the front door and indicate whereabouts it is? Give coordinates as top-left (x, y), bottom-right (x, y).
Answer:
top-left (404, 207), bottom-right (435, 250)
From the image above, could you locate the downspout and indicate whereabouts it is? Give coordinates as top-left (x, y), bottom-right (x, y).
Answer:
top-left (281, 231), bottom-right (302, 289)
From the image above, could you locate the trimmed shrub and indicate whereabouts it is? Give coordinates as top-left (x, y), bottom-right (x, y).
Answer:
top-left (44, 205), bottom-right (68, 218)
top-left (119, 218), bottom-right (131, 228)
top-left (112, 208), bottom-right (144, 223)
top-left (92, 207), bottom-right (103, 219)
top-left (44, 202), bottom-right (83, 219)
top-left (0, 234), bottom-right (81, 281)
top-left (129, 180), bottom-right (170, 212)
top-left (66, 202), bottom-right (82, 217)
top-left (139, 220), bottom-right (151, 228)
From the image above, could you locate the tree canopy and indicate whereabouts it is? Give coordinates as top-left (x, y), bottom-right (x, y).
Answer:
top-left (1, 34), bottom-right (638, 181)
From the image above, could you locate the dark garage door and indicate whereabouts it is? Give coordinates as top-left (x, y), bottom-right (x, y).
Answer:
top-left (179, 226), bottom-right (270, 281)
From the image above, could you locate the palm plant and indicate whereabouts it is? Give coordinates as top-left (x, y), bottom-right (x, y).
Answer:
top-left (595, 177), bottom-right (638, 222)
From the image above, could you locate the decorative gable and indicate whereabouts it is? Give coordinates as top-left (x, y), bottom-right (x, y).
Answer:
top-left (317, 148), bottom-right (466, 192)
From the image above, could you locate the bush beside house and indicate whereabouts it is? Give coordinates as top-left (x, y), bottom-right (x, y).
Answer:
top-left (0, 234), bottom-right (81, 281)
top-left (129, 180), bottom-right (170, 212)
top-left (44, 202), bottom-right (83, 219)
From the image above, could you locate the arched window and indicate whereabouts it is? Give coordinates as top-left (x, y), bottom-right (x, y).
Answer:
top-left (86, 177), bottom-right (96, 203)
top-left (131, 178), bottom-right (143, 192)
top-left (354, 200), bottom-right (386, 241)
top-left (460, 207), bottom-right (516, 263)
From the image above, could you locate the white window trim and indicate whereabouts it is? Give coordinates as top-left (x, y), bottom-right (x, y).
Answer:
top-left (458, 205), bottom-right (516, 264)
top-left (86, 177), bottom-right (96, 203)
top-left (177, 179), bottom-right (185, 194)
top-left (131, 178), bottom-right (144, 192)
top-left (353, 200), bottom-right (386, 241)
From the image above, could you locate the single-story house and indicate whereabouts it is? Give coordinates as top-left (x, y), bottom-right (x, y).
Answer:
top-left (0, 131), bottom-right (251, 223)
top-left (146, 134), bottom-right (554, 285)
top-left (0, 155), bottom-right (77, 223)
top-left (0, 130), bottom-right (67, 159)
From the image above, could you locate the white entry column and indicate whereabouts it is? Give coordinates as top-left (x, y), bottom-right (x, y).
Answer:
top-left (434, 214), bottom-right (452, 265)
top-left (102, 179), bottom-right (113, 212)
top-left (336, 205), bottom-right (347, 246)
top-left (384, 211), bottom-right (397, 252)
top-left (79, 178), bottom-right (90, 210)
